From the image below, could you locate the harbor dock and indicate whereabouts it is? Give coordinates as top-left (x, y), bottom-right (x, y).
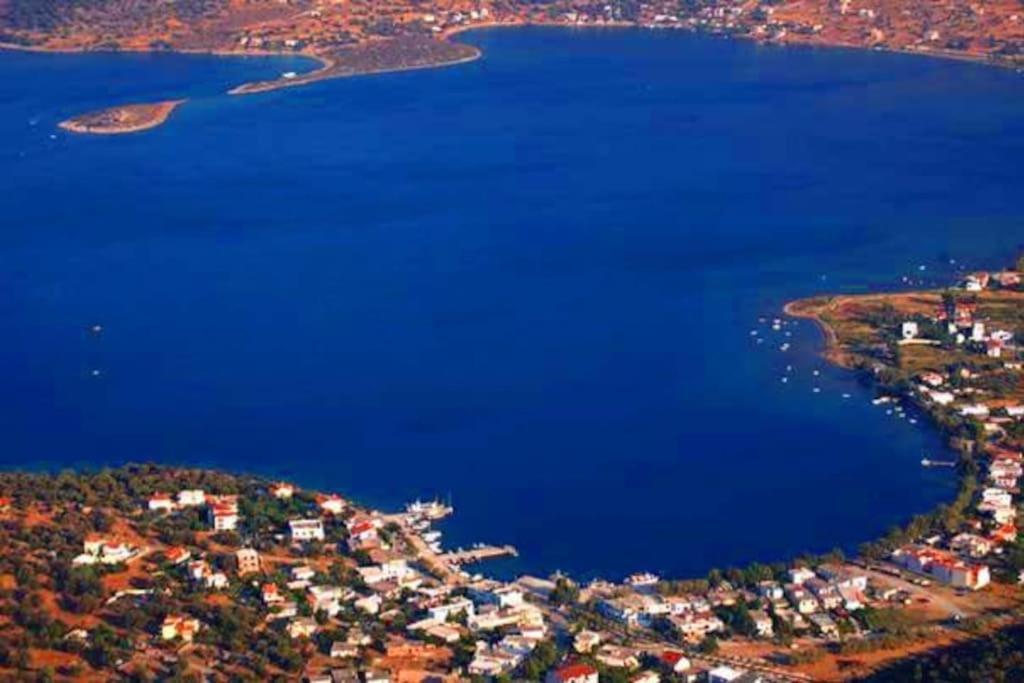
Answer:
top-left (440, 545), bottom-right (518, 565)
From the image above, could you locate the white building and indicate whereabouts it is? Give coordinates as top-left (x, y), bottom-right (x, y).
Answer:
top-left (289, 518), bottom-right (325, 542)
top-left (207, 496), bottom-right (239, 532)
top-left (708, 666), bottom-right (744, 683)
top-left (177, 489), bottom-right (206, 507)
top-left (428, 597), bottom-right (475, 622)
top-left (317, 494), bottom-right (346, 515)
top-left (148, 493), bottom-right (175, 512)
top-left (270, 482), bottom-right (295, 499)
top-left (750, 609), bottom-right (773, 637)
top-left (788, 567), bottom-right (816, 584)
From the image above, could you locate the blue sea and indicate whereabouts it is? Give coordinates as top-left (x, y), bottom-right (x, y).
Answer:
top-left (1, 28), bottom-right (1022, 580)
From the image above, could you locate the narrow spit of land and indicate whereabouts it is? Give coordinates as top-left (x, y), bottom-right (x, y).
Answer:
top-left (228, 35), bottom-right (480, 95)
top-left (55, 35), bottom-right (480, 134)
top-left (58, 99), bottom-right (185, 135)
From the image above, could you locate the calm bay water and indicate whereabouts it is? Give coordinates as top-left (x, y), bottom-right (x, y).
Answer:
top-left (1, 28), bottom-right (1022, 579)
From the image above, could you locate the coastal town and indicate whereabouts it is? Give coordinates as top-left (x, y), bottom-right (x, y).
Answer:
top-left (2, 0), bottom-right (1023, 66)
top-left (3, 0), bottom-right (1023, 132)
top-left (0, 263), bottom-right (1021, 680)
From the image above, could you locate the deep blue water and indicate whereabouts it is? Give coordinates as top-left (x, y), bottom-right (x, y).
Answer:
top-left (1, 28), bottom-right (1022, 580)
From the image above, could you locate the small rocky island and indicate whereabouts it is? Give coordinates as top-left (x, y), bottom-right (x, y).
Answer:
top-left (58, 100), bottom-right (185, 135)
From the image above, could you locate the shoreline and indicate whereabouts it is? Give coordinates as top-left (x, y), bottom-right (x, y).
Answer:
top-left (6, 23), bottom-right (1017, 136)
top-left (227, 41), bottom-right (481, 96)
top-left (0, 271), bottom-right (1019, 678)
top-left (5, 22), bottom-right (1011, 71)
top-left (783, 296), bottom-right (848, 368)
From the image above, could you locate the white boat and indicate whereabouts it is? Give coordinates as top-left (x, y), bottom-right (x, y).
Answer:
top-left (406, 499), bottom-right (453, 520)
top-left (625, 572), bottom-right (659, 586)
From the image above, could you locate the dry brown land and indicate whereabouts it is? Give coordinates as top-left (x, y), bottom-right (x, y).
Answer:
top-left (58, 99), bottom-right (185, 135)
top-left (229, 35), bottom-right (480, 95)
top-left (787, 289), bottom-right (1024, 377)
top-left (5, 0), bottom-right (1020, 136)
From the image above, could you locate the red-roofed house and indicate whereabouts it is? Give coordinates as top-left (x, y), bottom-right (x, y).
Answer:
top-left (991, 524), bottom-right (1017, 544)
top-left (207, 495), bottom-right (239, 532)
top-left (262, 583), bottom-right (284, 605)
top-left (659, 650), bottom-right (691, 673)
top-left (161, 615), bottom-right (200, 642)
top-left (546, 664), bottom-right (599, 683)
top-left (165, 547), bottom-right (192, 566)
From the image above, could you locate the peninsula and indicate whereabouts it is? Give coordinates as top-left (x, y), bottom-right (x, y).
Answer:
top-left (58, 99), bottom-right (184, 135)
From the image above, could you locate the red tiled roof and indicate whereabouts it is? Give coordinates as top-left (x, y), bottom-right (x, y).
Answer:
top-left (553, 663), bottom-right (597, 680)
top-left (350, 521), bottom-right (376, 535)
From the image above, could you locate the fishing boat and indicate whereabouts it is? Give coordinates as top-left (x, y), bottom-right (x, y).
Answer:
top-left (406, 498), bottom-right (453, 520)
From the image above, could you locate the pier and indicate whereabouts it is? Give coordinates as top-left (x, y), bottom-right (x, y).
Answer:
top-left (440, 545), bottom-right (518, 565)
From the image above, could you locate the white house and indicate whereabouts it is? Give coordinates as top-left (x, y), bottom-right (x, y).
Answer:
top-left (177, 489), bottom-right (206, 507)
top-left (428, 597), bottom-right (475, 622)
top-left (287, 616), bottom-right (318, 639)
top-left (74, 537), bottom-right (135, 566)
top-left (788, 567), bottom-right (816, 584)
top-left (161, 615), bottom-right (200, 642)
top-left (707, 666), bottom-right (744, 683)
top-left (573, 630), bottom-right (602, 654)
top-left (757, 580), bottom-right (784, 600)
top-left (289, 518), bottom-right (325, 542)
top-left (207, 496), bottom-right (239, 532)
top-left (355, 593), bottom-right (382, 614)
top-left (317, 494), bottom-right (347, 515)
top-left (960, 404), bottom-right (990, 417)
top-left (785, 585), bottom-right (818, 614)
top-left (99, 543), bottom-right (133, 564)
top-left (669, 611), bottom-right (725, 639)
top-left (148, 493), bottom-right (175, 512)
top-left (750, 609), bottom-right (774, 637)
top-left (270, 482), bottom-right (295, 499)
top-left (901, 321), bottom-right (919, 340)
top-left (357, 558), bottom-right (409, 585)
top-left (470, 583), bottom-right (524, 609)
top-left (308, 585), bottom-right (343, 616)
top-left (659, 650), bottom-right (690, 673)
